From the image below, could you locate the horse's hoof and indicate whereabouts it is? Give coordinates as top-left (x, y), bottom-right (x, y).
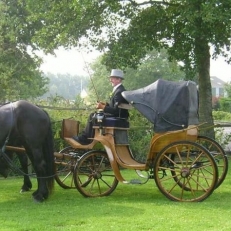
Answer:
top-left (32, 195), bottom-right (45, 203)
top-left (20, 186), bottom-right (31, 193)
top-left (33, 198), bottom-right (44, 203)
top-left (20, 188), bottom-right (30, 193)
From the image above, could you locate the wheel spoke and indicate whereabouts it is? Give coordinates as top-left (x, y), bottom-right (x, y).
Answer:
top-left (154, 141), bottom-right (218, 202)
top-left (197, 136), bottom-right (228, 188)
top-left (55, 147), bottom-right (83, 189)
top-left (74, 150), bottom-right (118, 197)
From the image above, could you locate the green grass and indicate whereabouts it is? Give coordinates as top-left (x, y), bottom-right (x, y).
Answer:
top-left (0, 157), bottom-right (231, 231)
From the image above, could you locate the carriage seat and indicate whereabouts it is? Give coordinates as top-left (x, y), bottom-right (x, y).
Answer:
top-left (60, 119), bottom-right (80, 139)
top-left (103, 117), bottom-right (129, 128)
top-left (60, 119), bottom-right (97, 148)
top-left (94, 117), bottom-right (129, 128)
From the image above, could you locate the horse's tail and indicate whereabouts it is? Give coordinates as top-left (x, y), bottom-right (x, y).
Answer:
top-left (43, 118), bottom-right (55, 195)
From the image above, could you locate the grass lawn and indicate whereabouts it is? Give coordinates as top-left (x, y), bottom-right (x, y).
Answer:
top-left (0, 157), bottom-right (230, 231)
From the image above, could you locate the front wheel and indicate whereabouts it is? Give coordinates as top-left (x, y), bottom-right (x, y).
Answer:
top-left (55, 146), bottom-right (85, 189)
top-left (154, 141), bottom-right (218, 202)
top-left (73, 150), bottom-right (118, 197)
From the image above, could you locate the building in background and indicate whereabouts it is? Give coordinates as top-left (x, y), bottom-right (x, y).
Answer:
top-left (210, 76), bottom-right (227, 97)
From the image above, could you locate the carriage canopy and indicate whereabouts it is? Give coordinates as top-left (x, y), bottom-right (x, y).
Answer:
top-left (122, 79), bottom-right (199, 133)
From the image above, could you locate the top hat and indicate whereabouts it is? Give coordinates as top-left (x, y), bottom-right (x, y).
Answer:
top-left (109, 69), bottom-right (124, 79)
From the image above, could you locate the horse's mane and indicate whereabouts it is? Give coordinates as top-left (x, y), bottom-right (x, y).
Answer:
top-left (0, 101), bottom-right (46, 113)
top-left (0, 101), bottom-right (13, 107)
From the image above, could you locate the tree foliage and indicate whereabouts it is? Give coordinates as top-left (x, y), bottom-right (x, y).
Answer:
top-left (26, 0), bottom-right (231, 138)
top-left (224, 82), bottom-right (231, 98)
top-left (26, 1), bottom-right (231, 69)
top-left (0, 0), bottom-right (48, 101)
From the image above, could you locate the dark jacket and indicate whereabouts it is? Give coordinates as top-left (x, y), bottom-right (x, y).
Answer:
top-left (103, 84), bottom-right (129, 119)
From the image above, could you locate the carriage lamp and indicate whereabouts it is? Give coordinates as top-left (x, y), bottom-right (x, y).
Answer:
top-left (96, 109), bottom-right (104, 123)
top-left (96, 109), bottom-right (105, 135)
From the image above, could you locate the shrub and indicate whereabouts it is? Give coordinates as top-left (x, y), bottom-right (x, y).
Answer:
top-left (219, 98), bottom-right (231, 112)
top-left (213, 111), bottom-right (231, 121)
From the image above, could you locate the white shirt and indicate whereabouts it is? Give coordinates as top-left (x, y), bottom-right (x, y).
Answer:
top-left (113, 83), bottom-right (122, 93)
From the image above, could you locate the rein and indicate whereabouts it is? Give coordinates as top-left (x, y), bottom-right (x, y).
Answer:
top-left (0, 149), bottom-right (57, 179)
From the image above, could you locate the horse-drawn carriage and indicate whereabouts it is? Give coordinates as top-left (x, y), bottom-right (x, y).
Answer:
top-left (0, 79), bottom-right (228, 202)
top-left (54, 79), bottom-right (228, 202)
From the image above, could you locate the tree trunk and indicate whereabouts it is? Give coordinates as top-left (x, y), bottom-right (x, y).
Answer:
top-left (197, 43), bottom-right (215, 139)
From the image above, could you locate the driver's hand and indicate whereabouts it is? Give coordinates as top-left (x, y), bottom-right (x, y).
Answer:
top-left (96, 101), bottom-right (106, 110)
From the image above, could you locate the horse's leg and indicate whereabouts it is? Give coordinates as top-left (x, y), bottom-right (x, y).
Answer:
top-left (0, 150), bottom-right (13, 178)
top-left (17, 153), bottom-right (32, 192)
top-left (29, 148), bottom-right (50, 203)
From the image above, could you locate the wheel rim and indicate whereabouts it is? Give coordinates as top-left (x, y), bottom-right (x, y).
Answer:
top-left (197, 136), bottom-right (228, 188)
top-left (74, 150), bottom-right (118, 197)
top-left (154, 141), bottom-right (218, 202)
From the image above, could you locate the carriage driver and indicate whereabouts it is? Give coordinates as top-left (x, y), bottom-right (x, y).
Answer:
top-left (72, 69), bottom-right (129, 145)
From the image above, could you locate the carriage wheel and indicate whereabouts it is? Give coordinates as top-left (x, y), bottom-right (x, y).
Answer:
top-left (55, 146), bottom-right (85, 189)
top-left (170, 136), bottom-right (228, 190)
top-left (154, 141), bottom-right (218, 202)
top-left (73, 150), bottom-right (118, 197)
top-left (197, 136), bottom-right (228, 188)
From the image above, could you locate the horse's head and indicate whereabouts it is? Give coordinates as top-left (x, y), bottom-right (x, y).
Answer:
top-left (0, 152), bottom-right (10, 178)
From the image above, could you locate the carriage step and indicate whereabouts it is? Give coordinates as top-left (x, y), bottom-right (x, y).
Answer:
top-left (129, 179), bottom-right (143, 184)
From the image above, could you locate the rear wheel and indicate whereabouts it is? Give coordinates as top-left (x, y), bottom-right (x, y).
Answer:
top-left (154, 141), bottom-right (218, 202)
top-left (74, 150), bottom-right (118, 197)
top-left (197, 135), bottom-right (228, 188)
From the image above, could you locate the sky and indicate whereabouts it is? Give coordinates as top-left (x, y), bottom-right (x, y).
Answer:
top-left (39, 47), bottom-right (231, 82)
top-left (39, 47), bottom-right (101, 77)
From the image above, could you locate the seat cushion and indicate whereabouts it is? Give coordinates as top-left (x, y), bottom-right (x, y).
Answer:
top-left (94, 117), bottom-right (129, 128)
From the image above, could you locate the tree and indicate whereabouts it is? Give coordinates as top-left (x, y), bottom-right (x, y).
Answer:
top-left (219, 82), bottom-right (231, 112)
top-left (26, 0), bottom-right (231, 138)
top-left (0, 0), bottom-right (48, 101)
top-left (224, 82), bottom-right (231, 98)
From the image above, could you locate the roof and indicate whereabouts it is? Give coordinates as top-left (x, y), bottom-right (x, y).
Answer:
top-left (210, 76), bottom-right (226, 88)
top-left (122, 79), bottom-right (199, 133)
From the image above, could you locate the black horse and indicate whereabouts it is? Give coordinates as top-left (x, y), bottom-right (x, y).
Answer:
top-left (0, 100), bottom-right (55, 202)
